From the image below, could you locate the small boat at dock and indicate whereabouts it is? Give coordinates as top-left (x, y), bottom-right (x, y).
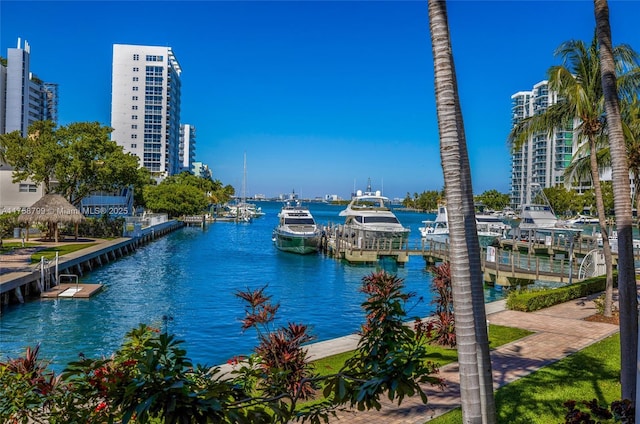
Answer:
top-left (420, 204), bottom-right (511, 241)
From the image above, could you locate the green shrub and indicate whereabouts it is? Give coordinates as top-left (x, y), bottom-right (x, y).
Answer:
top-left (506, 275), bottom-right (612, 312)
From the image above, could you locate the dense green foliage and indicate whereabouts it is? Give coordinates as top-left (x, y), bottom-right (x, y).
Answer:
top-left (0, 271), bottom-right (439, 423)
top-left (402, 189), bottom-right (443, 211)
top-left (143, 172), bottom-right (234, 217)
top-left (0, 121), bottom-right (142, 207)
top-left (474, 190), bottom-right (510, 212)
top-left (540, 181), bottom-right (615, 218)
top-left (0, 211), bottom-right (20, 244)
top-left (505, 275), bottom-right (611, 312)
top-left (402, 189), bottom-right (511, 212)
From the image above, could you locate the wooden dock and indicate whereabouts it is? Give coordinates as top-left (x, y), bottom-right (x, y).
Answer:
top-left (40, 283), bottom-right (104, 299)
top-left (323, 226), bottom-right (640, 287)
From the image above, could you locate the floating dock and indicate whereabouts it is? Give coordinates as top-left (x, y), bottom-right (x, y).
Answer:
top-left (40, 283), bottom-right (104, 299)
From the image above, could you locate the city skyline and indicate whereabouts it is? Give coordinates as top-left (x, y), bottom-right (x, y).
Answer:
top-left (2, 1), bottom-right (640, 200)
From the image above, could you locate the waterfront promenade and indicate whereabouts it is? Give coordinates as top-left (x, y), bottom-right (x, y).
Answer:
top-left (1, 231), bottom-right (623, 423)
top-left (322, 297), bottom-right (619, 423)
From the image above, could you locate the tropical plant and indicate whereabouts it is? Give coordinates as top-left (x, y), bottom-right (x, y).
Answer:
top-left (594, 0), bottom-right (639, 404)
top-left (427, 1), bottom-right (496, 422)
top-left (424, 262), bottom-right (456, 347)
top-left (324, 271), bottom-right (442, 413)
top-left (0, 271), bottom-right (439, 423)
top-left (509, 33), bottom-right (640, 319)
top-left (621, 96), bottom-right (640, 217)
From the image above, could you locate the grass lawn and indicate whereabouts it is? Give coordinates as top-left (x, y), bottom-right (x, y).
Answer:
top-left (1, 242), bottom-right (40, 253)
top-left (428, 333), bottom-right (622, 423)
top-left (30, 243), bottom-right (98, 261)
top-left (312, 324), bottom-right (533, 377)
top-left (303, 324), bottom-right (532, 411)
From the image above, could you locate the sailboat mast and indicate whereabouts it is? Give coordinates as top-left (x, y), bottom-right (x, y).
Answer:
top-left (243, 153), bottom-right (247, 203)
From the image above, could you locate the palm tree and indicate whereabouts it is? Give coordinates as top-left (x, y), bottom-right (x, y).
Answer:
top-left (621, 97), bottom-right (640, 224)
top-left (594, 0), bottom-right (639, 405)
top-left (427, 1), bottom-right (495, 422)
top-left (509, 34), bottom-right (639, 318)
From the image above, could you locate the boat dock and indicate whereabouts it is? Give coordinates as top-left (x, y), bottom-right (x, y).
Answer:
top-left (1, 220), bottom-right (184, 309)
top-left (321, 225), bottom-right (640, 286)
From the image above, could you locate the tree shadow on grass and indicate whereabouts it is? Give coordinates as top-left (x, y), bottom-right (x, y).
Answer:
top-left (494, 334), bottom-right (620, 423)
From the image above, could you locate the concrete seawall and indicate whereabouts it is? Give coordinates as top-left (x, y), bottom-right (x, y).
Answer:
top-left (0, 220), bottom-right (184, 311)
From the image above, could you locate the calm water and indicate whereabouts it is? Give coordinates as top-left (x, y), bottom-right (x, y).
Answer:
top-left (0, 202), bottom-right (503, 373)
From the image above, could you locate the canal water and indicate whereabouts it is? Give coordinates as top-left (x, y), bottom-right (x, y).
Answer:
top-left (0, 202), bottom-right (504, 373)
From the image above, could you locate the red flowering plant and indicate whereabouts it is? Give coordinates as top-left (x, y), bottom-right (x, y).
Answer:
top-left (420, 262), bottom-right (456, 347)
top-left (323, 271), bottom-right (443, 413)
top-left (2, 272), bottom-right (444, 423)
top-left (232, 285), bottom-right (319, 419)
top-left (62, 324), bottom-right (240, 424)
top-left (0, 343), bottom-right (66, 424)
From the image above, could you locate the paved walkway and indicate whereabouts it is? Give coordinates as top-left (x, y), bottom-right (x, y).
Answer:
top-left (326, 296), bottom-right (619, 423)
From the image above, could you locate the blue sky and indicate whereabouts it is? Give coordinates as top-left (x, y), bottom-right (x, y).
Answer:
top-left (2, 1), bottom-right (640, 200)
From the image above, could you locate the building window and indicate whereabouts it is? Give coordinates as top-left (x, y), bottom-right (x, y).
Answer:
top-left (132, 86), bottom-right (139, 91)
top-left (131, 143), bottom-right (137, 148)
top-left (132, 96), bottom-right (138, 101)
top-left (132, 115), bottom-right (138, 120)
top-left (19, 184), bottom-right (37, 193)
top-left (133, 76), bottom-right (139, 82)
top-left (131, 124), bottom-right (137, 129)
top-left (133, 54), bottom-right (139, 60)
top-left (132, 105), bottom-right (138, 110)
top-left (133, 67), bottom-right (139, 72)
top-left (131, 134), bottom-right (137, 139)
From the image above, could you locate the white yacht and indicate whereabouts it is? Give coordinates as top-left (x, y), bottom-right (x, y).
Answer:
top-left (272, 200), bottom-right (320, 254)
top-left (338, 182), bottom-right (410, 249)
top-left (517, 184), bottom-right (572, 231)
top-left (420, 204), bottom-right (510, 240)
top-left (567, 214), bottom-right (600, 226)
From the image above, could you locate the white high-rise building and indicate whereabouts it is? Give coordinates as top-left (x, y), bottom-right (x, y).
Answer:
top-left (111, 44), bottom-right (182, 177)
top-left (509, 81), bottom-right (576, 210)
top-left (2, 38), bottom-right (54, 136)
top-left (0, 38), bottom-right (53, 212)
top-left (179, 124), bottom-right (196, 173)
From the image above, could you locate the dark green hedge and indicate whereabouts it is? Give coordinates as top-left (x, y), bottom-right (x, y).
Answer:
top-left (505, 275), bottom-right (614, 312)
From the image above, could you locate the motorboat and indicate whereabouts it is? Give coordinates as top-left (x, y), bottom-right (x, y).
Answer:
top-left (518, 203), bottom-right (562, 230)
top-left (420, 204), bottom-right (510, 240)
top-left (419, 204), bottom-right (449, 241)
top-left (272, 200), bottom-right (321, 254)
top-left (338, 181), bottom-right (410, 249)
top-left (517, 184), bottom-right (573, 231)
top-left (567, 214), bottom-right (600, 226)
top-left (475, 213), bottom-right (512, 238)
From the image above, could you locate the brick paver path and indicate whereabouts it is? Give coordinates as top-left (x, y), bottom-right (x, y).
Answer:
top-left (328, 297), bottom-right (619, 423)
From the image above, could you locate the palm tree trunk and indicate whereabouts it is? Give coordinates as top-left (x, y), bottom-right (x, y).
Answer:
top-left (588, 137), bottom-right (614, 317)
top-left (428, 1), bottom-right (495, 422)
top-left (594, 0), bottom-right (638, 404)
